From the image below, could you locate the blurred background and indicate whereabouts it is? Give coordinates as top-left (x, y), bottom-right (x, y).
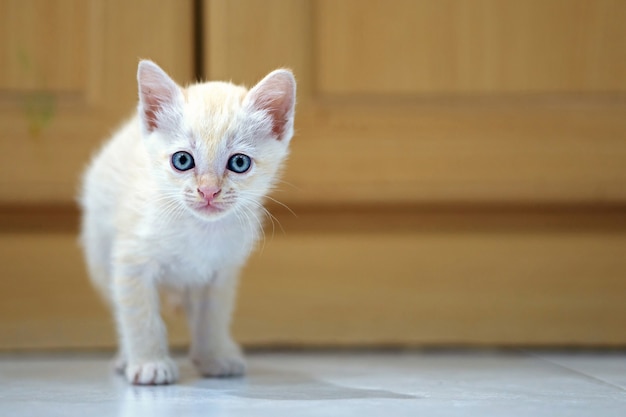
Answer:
top-left (0, 0), bottom-right (625, 352)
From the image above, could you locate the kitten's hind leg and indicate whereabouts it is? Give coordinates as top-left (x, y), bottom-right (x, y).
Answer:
top-left (185, 269), bottom-right (246, 377)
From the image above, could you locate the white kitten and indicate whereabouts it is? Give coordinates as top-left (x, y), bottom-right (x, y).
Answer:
top-left (79, 60), bottom-right (296, 385)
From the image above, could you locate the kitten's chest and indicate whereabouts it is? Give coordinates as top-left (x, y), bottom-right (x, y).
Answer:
top-left (146, 215), bottom-right (254, 285)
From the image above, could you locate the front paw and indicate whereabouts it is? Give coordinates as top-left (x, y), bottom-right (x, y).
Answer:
top-left (191, 345), bottom-right (246, 378)
top-left (125, 357), bottom-right (179, 385)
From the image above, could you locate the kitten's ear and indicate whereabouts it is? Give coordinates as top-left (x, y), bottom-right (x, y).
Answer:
top-left (137, 60), bottom-right (184, 134)
top-left (244, 69), bottom-right (296, 141)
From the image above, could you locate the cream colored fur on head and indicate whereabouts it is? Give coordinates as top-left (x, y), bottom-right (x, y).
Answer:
top-left (79, 60), bottom-right (296, 385)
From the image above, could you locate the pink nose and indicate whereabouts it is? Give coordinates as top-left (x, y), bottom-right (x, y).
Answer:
top-left (197, 186), bottom-right (221, 203)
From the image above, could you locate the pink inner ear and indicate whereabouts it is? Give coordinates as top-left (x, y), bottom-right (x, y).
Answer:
top-left (267, 95), bottom-right (292, 137)
top-left (247, 70), bottom-right (296, 140)
top-left (137, 60), bottom-right (182, 133)
top-left (142, 87), bottom-right (161, 131)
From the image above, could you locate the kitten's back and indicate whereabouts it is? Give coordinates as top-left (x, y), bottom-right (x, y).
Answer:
top-left (79, 118), bottom-right (144, 294)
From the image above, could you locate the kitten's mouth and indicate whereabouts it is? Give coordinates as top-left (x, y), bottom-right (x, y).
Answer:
top-left (193, 201), bottom-right (227, 215)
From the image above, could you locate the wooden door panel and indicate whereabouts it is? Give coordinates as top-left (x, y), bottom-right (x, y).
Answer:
top-left (317, 0), bottom-right (626, 94)
top-left (205, 0), bottom-right (626, 206)
top-left (2, 209), bottom-right (626, 349)
top-left (0, 0), bottom-right (88, 93)
top-left (0, 1), bottom-right (195, 350)
top-left (0, 0), bottom-right (194, 203)
top-left (200, 0), bottom-right (626, 347)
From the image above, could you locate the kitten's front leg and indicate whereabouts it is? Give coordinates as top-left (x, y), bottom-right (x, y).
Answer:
top-left (186, 269), bottom-right (246, 377)
top-left (113, 271), bottom-right (178, 385)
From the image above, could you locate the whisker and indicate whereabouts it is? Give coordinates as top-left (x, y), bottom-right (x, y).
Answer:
top-left (237, 195), bottom-right (285, 237)
top-left (243, 190), bottom-right (296, 216)
top-left (263, 195), bottom-right (297, 218)
top-left (236, 204), bottom-right (266, 253)
top-left (274, 179), bottom-right (301, 191)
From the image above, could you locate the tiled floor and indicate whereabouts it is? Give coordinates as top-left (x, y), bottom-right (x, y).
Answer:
top-left (1, 351), bottom-right (625, 416)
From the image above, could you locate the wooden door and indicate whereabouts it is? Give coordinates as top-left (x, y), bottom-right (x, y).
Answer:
top-left (0, 0), bottom-right (194, 349)
top-left (204, 0), bottom-right (626, 346)
top-left (1, 0), bottom-right (625, 350)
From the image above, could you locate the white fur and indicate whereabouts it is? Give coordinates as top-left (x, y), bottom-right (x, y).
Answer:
top-left (79, 60), bottom-right (295, 385)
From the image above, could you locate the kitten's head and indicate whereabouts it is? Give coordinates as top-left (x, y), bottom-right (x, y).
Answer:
top-left (136, 60), bottom-right (295, 222)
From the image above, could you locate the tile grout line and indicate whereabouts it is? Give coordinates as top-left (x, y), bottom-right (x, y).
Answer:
top-left (523, 351), bottom-right (626, 393)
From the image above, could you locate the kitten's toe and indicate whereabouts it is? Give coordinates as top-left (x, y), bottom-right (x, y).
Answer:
top-left (125, 357), bottom-right (179, 385)
top-left (192, 347), bottom-right (246, 377)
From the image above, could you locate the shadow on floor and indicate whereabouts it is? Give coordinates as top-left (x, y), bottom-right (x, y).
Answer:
top-left (121, 365), bottom-right (418, 403)
top-left (219, 366), bottom-right (418, 400)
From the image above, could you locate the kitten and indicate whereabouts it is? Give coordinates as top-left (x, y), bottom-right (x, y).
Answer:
top-left (79, 60), bottom-right (296, 385)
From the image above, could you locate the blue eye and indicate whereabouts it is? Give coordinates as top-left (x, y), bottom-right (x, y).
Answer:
top-left (227, 154), bottom-right (252, 173)
top-left (172, 151), bottom-right (195, 171)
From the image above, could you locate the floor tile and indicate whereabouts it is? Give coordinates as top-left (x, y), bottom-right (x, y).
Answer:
top-left (0, 352), bottom-right (624, 417)
top-left (533, 352), bottom-right (626, 390)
